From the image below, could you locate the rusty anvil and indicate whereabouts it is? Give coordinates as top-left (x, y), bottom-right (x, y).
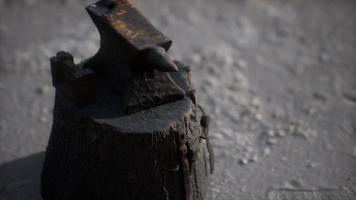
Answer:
top-left (51, 0), bottom-right (196, 113)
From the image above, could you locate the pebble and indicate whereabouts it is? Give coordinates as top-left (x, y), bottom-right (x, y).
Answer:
top-left (267, 138), bottom-right (278, 145)
top-left (287, 124), bottom-right (296, 134)
top-left (251, 97), bottom-right (261, 108)
top-left (236, 59), bottom-right (247, 69)
top-left (266, 129), bottom-right (276, 137)
top-left (35, 85), bottom-right (51, 95)
top-left (293, 126), bottom-right (317, 140)
top-left (249, 154), bottom-right (259, 163)
top-left (239, 158), bottom-right (249, 165)
top-left (255, 113), bottom-right (263, 121)
top-left (276, 129), bottom-right (286, 137)
top-left (262, 148), bottom-right (271, 156)
top-left (306, 162), bottom-right (317, 169)
top-left (284, 179), bottom-right (302, 189)
top-left (191, 53), bottom-right (202, 64)
top-left (319, 52), bottom-right (331, 62)
top-left (40, 115), bottom-right (48, 123)
top-left (304, 107), bottom-right (316, 115)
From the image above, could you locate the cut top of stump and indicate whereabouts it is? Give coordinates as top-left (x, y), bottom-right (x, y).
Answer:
top-left (60, 92), bottom-right (193, 134)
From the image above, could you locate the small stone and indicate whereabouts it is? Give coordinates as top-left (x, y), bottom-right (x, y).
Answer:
top-left (284, 179), bottom-right (302, 189)
top-left (293, 126), bottom-right (317, 141)
top-left (249, 154), bottom-right (259, 163)
top-left (35, 85), bottom-right (51, 95)
top-left (191, 53), bottom-right (202, 64)
top-left (306, 162), bottom-right (317, 169)
top-left (40, 116), bottom-right (48, 123)
top-left (267, 138), bottom-right (278, 145)
top-left (262, 148), bottom-right (271, 156)
top-left (319, 52), bottom-right (330, 62)
top-left (304, 107), bottom-right (316, 115)
top-left (286, 124), bottom-right (296, 134)
top-left (266, 129), bottom-right (276, 137)
top-left (239, 158), bottom-right (249, 165)
top-left (276, 129), bottom-right (286, 137)
top-left (236, 59), bottom-right (247, 69)
top-left (251, 97), bottom-right (261, 107)
top-left (255, 113), bottom-right (263, 121)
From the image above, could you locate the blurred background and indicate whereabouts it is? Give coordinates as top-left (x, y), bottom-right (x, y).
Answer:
top-left (0, 0), bottom-right (356, 199)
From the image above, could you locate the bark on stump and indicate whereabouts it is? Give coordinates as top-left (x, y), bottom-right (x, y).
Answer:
top-left (41, 82), bottom-right (212, 200)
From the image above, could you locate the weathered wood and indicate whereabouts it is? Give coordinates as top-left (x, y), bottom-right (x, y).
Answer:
top-left (41, 67), bottom-right (212, 200)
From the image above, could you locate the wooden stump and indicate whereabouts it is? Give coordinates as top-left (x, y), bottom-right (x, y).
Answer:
top-left (41, 79), bottom-right (213, 200)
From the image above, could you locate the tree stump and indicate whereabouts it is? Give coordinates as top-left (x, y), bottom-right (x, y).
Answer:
top-left (41, 65), bottom-right (213, 200)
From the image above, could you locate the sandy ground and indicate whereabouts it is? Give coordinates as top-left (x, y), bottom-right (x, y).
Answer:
top-left (0, 0), bottom-right (356, 199)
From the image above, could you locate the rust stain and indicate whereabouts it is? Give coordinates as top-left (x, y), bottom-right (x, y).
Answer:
top-left (112, 20), bottom-right (145, 40)
top-left (101, 0), bottom-right (171, 50)
top-left (114, 8), bottom-right (127, 16)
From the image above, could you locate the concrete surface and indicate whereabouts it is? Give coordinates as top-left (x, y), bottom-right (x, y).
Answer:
top-left (0, 0), bottom-right (356, 199)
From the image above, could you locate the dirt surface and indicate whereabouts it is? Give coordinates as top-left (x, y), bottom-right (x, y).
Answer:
top-left (1, 0), bottom-right (356, 199)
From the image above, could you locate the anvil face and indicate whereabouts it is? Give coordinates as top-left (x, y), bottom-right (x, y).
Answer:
top-left (86, 0), bottom-right (172, 53)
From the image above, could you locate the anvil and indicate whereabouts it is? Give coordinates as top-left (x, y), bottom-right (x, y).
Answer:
top-left (51, 0), bottom-right (194, 110)
top-left (84, 0), bottom-right (179, 73)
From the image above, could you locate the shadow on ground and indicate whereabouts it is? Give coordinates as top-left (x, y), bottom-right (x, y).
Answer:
top-left (0, 153), bottom-right (44, 200)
